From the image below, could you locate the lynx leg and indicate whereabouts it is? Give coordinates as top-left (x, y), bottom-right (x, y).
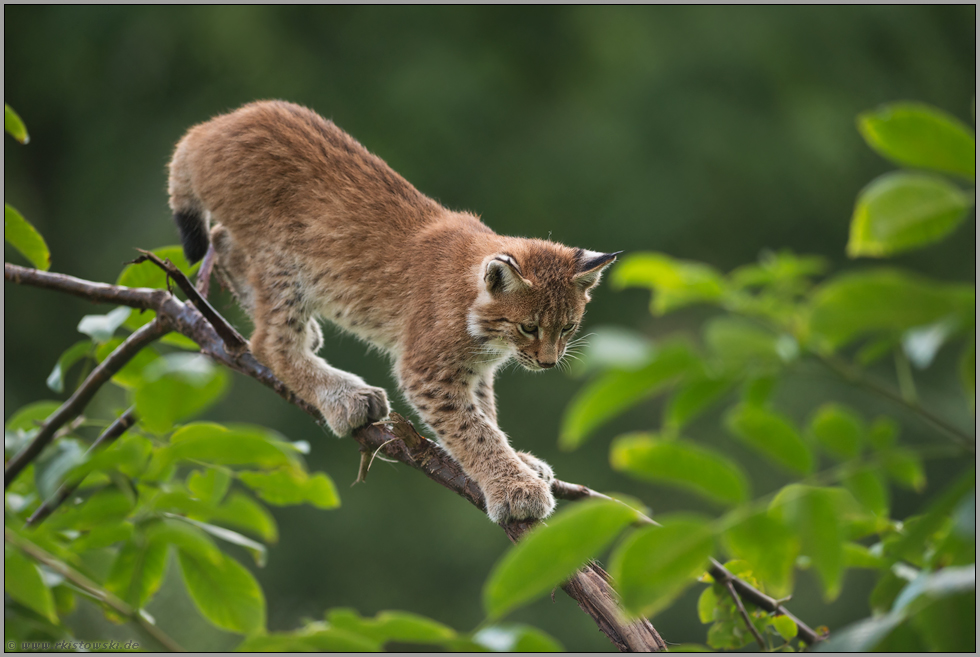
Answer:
top-left (210, 224), bottom-right (256, 313)
top-left (250, 272), bottom-right (389, 436)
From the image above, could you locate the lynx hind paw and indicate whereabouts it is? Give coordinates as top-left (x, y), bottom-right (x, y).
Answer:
top-left (484, 474), bottom-right (556, 524)
top-left (321, 383), bottom-right (390, 436)
top-left (516, 451), bottom-right (555, 483)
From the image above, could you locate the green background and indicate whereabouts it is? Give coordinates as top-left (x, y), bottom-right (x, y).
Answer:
top-left (4, 6), bottom-right (975, 650)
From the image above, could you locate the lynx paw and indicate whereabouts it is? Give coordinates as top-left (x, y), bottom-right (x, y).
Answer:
top-left (516, 451), bottom-right (555, 483)
top-left (320, 381), bottom-right (390, 436)
top-left (484, 472), bottom-right (556, 524)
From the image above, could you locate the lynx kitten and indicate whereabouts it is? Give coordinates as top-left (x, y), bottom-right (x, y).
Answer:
top-left (168, 101), bottom-right (617, 523)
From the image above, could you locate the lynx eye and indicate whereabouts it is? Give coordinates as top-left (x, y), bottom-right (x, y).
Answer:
top-left (518, 323), bottom-right (538, 337)
top-left (561, 323), bottom-right (576, 334)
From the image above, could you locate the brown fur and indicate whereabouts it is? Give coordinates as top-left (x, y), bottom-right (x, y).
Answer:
top-left (168, 100), bottom-right (616, 523)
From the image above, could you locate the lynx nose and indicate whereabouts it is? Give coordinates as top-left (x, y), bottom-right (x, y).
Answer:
top-left (538, 360), bottom-right (556, 369)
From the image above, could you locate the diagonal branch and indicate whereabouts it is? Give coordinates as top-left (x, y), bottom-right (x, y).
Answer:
top-left (716, 570), bottom-right (767, 649)
top-left (4, 527), bottom-right (184, 652)
top-left (4, 319), bottom-right (169, 488)
top-left (26, 407), bottom-right (138, 527)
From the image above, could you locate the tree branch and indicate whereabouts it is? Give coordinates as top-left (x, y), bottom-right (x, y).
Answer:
top-left (716, 571), bottom-right (767, 649)
top-left (4, 318), bottom-right (169, 488)
top-left (4, 527), bottom-right (185, 652)
top-left (26, 407), bottom-right (138, 527)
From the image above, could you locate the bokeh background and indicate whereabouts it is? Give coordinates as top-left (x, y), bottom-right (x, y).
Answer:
top-left (4, 5), bottom-right (975, 651)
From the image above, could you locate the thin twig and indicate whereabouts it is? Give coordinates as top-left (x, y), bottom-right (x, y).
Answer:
top-left (4, 528), bottom-right (185, 652)
top-left (715, 570), bottom-right (767, 649)
top-left (131, 250), bottom-right (248, 354)
top-left (26, 407), bottom-right (138, 527)
top-left (5, 262), bottom-right (168, 310)
top-left (4, 320), bottom-right (169, 488)
top-left (819, 353), bottom-right (974, 453)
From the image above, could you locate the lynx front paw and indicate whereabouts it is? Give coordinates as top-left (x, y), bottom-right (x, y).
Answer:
top-left (516, 451), bottom-right (555, 483)
top-left (320, 381), bottom-right (390, 436)
top-left (483, 473), bottom-right (556, 524)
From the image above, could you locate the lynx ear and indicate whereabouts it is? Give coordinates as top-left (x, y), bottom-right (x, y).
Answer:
top-left (573, 250), bottom-right (621, 292)
top-left (484, 254), bottom-right (532, 295)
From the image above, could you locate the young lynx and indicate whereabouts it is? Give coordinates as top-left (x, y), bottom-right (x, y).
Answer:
top-left (168, 101), bottom-right (617, 523)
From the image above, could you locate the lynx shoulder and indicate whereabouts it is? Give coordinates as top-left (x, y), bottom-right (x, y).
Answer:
top-left (168, 100), bottom-right (617, 523)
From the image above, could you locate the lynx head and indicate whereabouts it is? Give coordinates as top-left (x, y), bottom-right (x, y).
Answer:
top-left (468, 241), bottom-right (619, 372)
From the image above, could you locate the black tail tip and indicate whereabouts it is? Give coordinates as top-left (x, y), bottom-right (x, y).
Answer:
top-left (173, 210), bottom-right (209, 264)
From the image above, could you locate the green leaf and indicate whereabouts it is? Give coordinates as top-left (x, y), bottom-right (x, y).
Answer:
top-left (237, 627), bottom-right (380, 652)
top-left (565, 325), bottom-right (654, 378)
top-left (848, 172), bottom-right (973, 257)
top-left (808, 269), bottom-right (974, 350)
top-left (610, 433), bottom-right (748, 506)
top-left (844, 542), bottom-right (887, 569)
top-left (858, 102), bottom-right (975, 180)
top-left (5, 204), bottom-right (50, 270)
top-left (809, 403), bottom-right (863, 460)
top-left (5, 546), bottom-right (57, 623)
top-left (145, 518), bottom-right (222, 565)
top-left (697, 586), bottom-right (718, 623)
top-left (66, 433), bottom-right (152, 482)
top-left (45, 341), bottom-right (93, 393)
top-left (664, 376), bottom-right (733, 431)
top-left (889, 469), bottom-right (974, 563)
top-left (560, 340), bottom-right (700, 449)
top-left (704, 317), bottom-right (797, 373)
top-left (76, 308), bottom-right (131, 344)
top-left (209, 492), bottom-right (279, 543)
top-left (178, 549), bottom-right (266, 635)
top-left (34, 439), bottom-right (87, 500)
top-left (730, 251), bottom-right (828, 290)
top-left (5, 401), bottom-right (61, 433)
top-left (724, 404), bottom-right (813, 474)
top-left (609, 515), bottom-right (715, 617)
top-left (771, 615), bottom-right (798, 641)
top-left (177, 517), bottom-right (268, 567)
top-left (613, 252), bottom-right (727, 314)
top-left (94, 338), bottom-right (161, 389)
top-left (105, 535), bottom-right (169, 610)
top-left (326, 608), bottom-right (457, 647)
top-left (721, 511), bottom-right (799, 598)
top-left (882, 449), bottom-right (925, 492)
top-left (843, 465), bottom-right (890, 518)
top-left (483, 499), bottom-right (637, 619)
top-left (45, 488), bottom-right (135, 532)
top-left (187, 468), bottom-right (232, 506)
top-left (71, 522), bottom-right (135, 553)
top-left (473, 624), bottom-right (563, 652)
top-left (147, 424), bottom-right (300, 479)
top-left (5, 104), bottom-right (29, 143)
top-left (238, 469), bottom-right (340, 509)
top-left (868, 416), bottom-right (899, 451)
top-left (134, 355), bottom-right (228, 434)
top-left (769, 486), bottom-right (854, 601)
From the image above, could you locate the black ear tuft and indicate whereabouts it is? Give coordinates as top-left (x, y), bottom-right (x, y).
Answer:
top-left (577, 250), bottom-right (622, 274)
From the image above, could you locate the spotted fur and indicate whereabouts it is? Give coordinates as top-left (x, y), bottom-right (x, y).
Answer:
top-left (168, 100), bottom-right (616, 523)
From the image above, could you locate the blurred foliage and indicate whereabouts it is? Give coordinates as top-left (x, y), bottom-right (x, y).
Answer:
top-left (4, 5), bottom-right (976, 652)
top-left (501, 97), bottom-right (973, 650)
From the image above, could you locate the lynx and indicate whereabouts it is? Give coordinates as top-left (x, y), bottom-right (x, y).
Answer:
top-left (168, 100), bottom-right (617, 523)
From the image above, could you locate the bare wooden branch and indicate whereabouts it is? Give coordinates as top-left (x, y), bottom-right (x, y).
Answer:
top-left (26, 407), bottom-right (138, 527)
top-left (719, 575), bottom-right (767, 649)
top-left (4, 527), bottom-right (184, 652)
top-left (4, 319), bottom-right (169, 488)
